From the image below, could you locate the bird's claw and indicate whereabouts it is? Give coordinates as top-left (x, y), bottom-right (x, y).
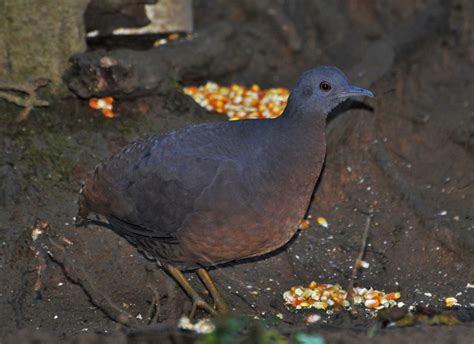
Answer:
top-left (190, 298), bottom-right (217, 319)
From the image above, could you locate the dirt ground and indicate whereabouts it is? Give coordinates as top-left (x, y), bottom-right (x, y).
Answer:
top-left (0, 1), bottom-right (473, 343)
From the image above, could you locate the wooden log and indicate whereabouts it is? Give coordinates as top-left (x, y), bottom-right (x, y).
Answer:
top-left (65, 22), bottom-right (251, 98)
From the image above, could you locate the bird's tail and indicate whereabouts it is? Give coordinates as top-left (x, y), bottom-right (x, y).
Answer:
top-left (75, 183), bottom-right (111, 230)
top-left (77, 184), bottom-right (89, 218)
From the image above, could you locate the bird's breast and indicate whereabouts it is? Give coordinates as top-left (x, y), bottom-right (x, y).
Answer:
top-left (179, 138), bottom-right (327, 266)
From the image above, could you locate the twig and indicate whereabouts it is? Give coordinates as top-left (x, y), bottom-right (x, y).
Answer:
top-left (145, 283), bottom-right (161, 324)
top-left (0, 78), bottom-right (50, 121)
top-left (347, 213), bottom-right (372, 312)
top-left (45, 236), bottom-right (138, 327)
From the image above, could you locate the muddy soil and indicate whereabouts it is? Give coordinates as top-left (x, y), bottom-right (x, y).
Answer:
top-left (0, 1), bottom-right (473, 343)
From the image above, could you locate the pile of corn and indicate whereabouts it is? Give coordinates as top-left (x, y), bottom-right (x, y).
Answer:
top-left (183, 82), bottom-right (289, 121)
top-left (283, 281), bottom-right (401, 312)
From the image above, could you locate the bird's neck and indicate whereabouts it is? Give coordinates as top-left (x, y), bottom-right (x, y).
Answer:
top-left (265, 107), bottom-right (327, 176)
top-left (254, 108), bottom-right (327, 222)
top-left (273, 105), bottom-right (327, 153)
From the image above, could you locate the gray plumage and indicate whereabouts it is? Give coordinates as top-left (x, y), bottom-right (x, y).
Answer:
top-left (78, 66), bottom-right (374, 270)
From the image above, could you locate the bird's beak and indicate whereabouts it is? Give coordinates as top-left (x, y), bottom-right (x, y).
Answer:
top-left (336, 85), bottom-right (375, 99)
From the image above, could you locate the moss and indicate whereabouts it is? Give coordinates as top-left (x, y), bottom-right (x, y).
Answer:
top-left (0, 92), bottom-right (178, 193)
top-left (0, 102), bottom-right (80, 189)
top-left (22, 131), bottom-right (79, 187)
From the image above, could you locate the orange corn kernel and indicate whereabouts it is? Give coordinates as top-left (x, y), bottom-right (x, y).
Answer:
top-left (250, 84), bottom-right (260, 92)
top-left (298, 219), bottom-right (310, 231)
top-left (168, 33), bottom-right (179, 41)
top-left (385, 292), bottom-right (401, 300)
top-left (102, 108), bottom-right (115, 118)
top-left (103, 96), bottom-right (114, 105)
top-left (365, 290), bottom-right (381, 299)
top-left (364, 298), bottom-right (381, 309)
top-left (89, 98), bottom-right (100, 109)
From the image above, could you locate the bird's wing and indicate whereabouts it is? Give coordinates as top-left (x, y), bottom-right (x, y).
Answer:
top-left (100, 124), bottom-right (252, 241)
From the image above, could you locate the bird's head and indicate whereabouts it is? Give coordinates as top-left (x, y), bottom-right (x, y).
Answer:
top-left (287, 66), bottom-right (374, 117)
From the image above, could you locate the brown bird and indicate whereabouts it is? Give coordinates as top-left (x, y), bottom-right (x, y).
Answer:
top-left (77, 66), bottom-right (374, 316)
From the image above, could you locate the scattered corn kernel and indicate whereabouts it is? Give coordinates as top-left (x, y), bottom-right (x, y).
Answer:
top-left (365, 290), bottom-right (380, 299)
top-left (102, 108), bottom-right (115, 118)
top-left (316, 216), bottom-right (328, 228)
top-left (168, 33), bottom-right (179, 41)
top-left (31, 220), bottom-right (48, 241)
top-left (298, 219), bottom-right (310, 231)
top-left (184, 82), bottom-right (289, 120)
top-left (283, 281), bottom-right (401, 313)
top-left (178, 316), bottom-right (215, 334)
top-left (313, 301), bottom-right (329, 310)
top-left (154, 38), bottom-right (168, 46)
top-left (385, 292), bottom-right (401, 300)
top-left (356, 259), bottom-right (370, 269)
top-left (154, 33), bottom-right (182, 47)
top-left (305, 314), bottom-right (322, 324)
top-left (364, 298), bottom-right (381, 309)
top-left (88, 97), bottom-right (116, 118)
top-left (103, 96), bottom-right (113, 104)
top-left (88, 98), bottom-right (100, 109)
top-left (445, 297), bottom-right (458, 308)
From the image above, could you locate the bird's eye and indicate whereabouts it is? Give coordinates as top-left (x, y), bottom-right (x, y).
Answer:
top-left (319, 81), bottom-right (331, 92)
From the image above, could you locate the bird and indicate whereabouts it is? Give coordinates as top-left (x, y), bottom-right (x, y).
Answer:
top-left (77, 66), bottom-right (374, 317)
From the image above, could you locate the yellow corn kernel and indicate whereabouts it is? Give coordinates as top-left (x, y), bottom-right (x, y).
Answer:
top-left (445, 297), bottom-right (458, 308)
top-left (316, 216), bottom-right (329, 228)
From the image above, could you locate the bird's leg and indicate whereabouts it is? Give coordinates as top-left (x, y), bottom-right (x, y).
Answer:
top-left (163, 264), bottom-right (216, 318)
top-left (196, 268), bottom-right (230, 315)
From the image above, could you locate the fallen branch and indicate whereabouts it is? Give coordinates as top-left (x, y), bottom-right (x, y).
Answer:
top-left (0, 79), bottom-right (50, 121)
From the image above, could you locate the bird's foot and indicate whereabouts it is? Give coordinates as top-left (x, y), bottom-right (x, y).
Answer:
top-left (190, 297), bottom-right (217, 319)
top-left (164, 264), bottom-right (221, 318)
top-left (213, 298), bottom-right (230, 315)
top-left (196, 268), bottom-right (230, 316)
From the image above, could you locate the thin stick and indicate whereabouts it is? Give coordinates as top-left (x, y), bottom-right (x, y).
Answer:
top-left (0, 78), bottom-right (50, 121)
top-left (145, 283), bottom-right (161, 324)
top-left (46, 237), bottom-right (138, 327)
top-left (347, 213), bottom-right (372, 310)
